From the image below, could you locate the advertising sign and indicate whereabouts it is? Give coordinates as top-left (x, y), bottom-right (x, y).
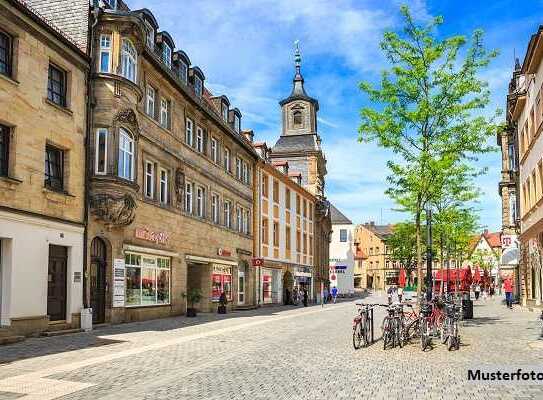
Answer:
top-left (113, 258), bottom-right (125, 308)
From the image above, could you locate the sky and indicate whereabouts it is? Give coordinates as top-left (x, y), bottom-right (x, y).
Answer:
top-left (128, 0), bottom-right (543, 231)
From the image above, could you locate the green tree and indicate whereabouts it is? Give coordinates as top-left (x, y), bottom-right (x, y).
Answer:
top-left (358, 6), bottom-right (499, 297)
top-left (387, 222), bottom-right (417, 284)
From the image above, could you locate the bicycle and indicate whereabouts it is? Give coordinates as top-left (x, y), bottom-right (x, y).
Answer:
top-left (539, 310), bottom-right (543, 338)
top-left (402, 303), bottom-right (420, 343)
top-left (440, 301), bottom-right (461, 351)
top-left (419, 301), bottom-right (433, 351)
top-left (382, 303), bottom-right (404, 350)
top-left (352, 302), bottom-right (375, 349)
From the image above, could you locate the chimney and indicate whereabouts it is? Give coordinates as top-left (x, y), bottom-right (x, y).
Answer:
top-left (242, 129), bottom-right (254, 143)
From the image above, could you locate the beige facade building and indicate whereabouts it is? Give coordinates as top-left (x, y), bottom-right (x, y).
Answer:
top-left (0, 0), bottom-right (89, 337)
top-left (511, 26), bottom-right (543, 307)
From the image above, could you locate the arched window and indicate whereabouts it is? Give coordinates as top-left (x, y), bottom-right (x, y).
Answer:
top-left (293, 110), bottom-right (303, 127)
top-left (118, 128), bottom-right (134, 180)
top-left (121, 39), bottom-right (137, 82)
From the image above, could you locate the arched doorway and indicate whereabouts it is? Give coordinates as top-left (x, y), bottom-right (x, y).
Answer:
top-left (90, 237), bottom-right (107, 324)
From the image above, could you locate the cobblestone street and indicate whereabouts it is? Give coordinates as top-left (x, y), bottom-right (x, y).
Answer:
top-left (0, 294), bottom-right (542, 400)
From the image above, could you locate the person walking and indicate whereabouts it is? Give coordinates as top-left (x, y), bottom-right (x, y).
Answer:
top-left (331, 286), bottom-right (338, 304)
top-left (489, 284), bottom-right (495, 299)
top-left (303, 288), bottom-right (308, 307)
top-left (387, 285), bottom-right (394, 305)
top-left (504, 278), bottom-right (513, 309)
top-left (397, 286), bottom-right (404, 303)
top-left (322, 287), bottom-right (329, 305)
top-left (474, 283), bottom-right (481, 300)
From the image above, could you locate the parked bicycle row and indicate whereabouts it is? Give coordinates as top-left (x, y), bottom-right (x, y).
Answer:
top-left (352, 294), bottom-right (462, 352)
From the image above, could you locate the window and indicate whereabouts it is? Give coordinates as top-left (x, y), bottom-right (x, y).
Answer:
top-left (125, 253), bottom-right (170, 307)
top-left (99, 34), bottom-right (111, 73)
top-left (237, 206), bottom-right (243, 233)
top-left (234, 114), bottom-right (240, 133)
top-left (303, 233), bottom-right (307, 254)
top-left (262, 174), bottom-right (269, 198)
top-left (212, 266), bottom-right (232, 301)
top-left (106, 0), bottom-right (117, 9)
top-left (44, 145), bottom-right (63, 191)
top-left (185, 182), bottom-right (193, 214)
top-left (508, 143), bottom-right (516, 171)
top-left (224, 147), bottom-right (231, 172)
top-left (309, 236), bottom-right (313, 256)
top-left (118, 129), bottom-right (134, 180)
top-left (121, 39), bottom-right (137, 83)
top-left (273, 222), bottom-right (279, 247)
top-left (159, 168), bottom-right (168, 204)
top-left (162, 44), bottom-right (172, 69)
top-left (303, 199), bottom-right (307, 217)
top-left (185, 118), bottom-right (193, 146)
top-left (145, 22), bottom-right (154, 50)
top-left (196, 127), bottom-right (204, 152)
top-left (236, 158), bottom-right (242, 180)
top-left (211, 138), bottom-right (218, 163)
top-left (0, 124), bottom-right (9, 176)
top-left (273, 180), bottom-right (279, 203)
top-left (0, 31), bottom-right (12, 77)
top-left (510, 191), bottom-right (518, 224)
top-left (285, 188), bottom-right (291, 209)
top-left (222, 104), bottom-right (228, 122)
top-left (48, 64), bottom-right (66, 107)
top-left (178, 61), bottom-right (188, 83)
top-left (211, 193), bottom-right (220, 224)
top-left (194, 75), bottom-right (203, 97)
top-left (224, 200), bottom-right (232, 228)
top-left (296, 195), bottom-right (301, 214)
top-left (262, 218), bottom-right (269, 244)
top-left (286, 226), bottom-right (291, 251)
top-left (309, 203), bottom-right (313, 221)
top-left (144, 161), bottom-right (154, 198)
top-left (160, 98), bottom-right (170, 129)
top-left (95, 128), bottom-right (108, 175)
top-left (340, 229), bottom-right (347, 242)
top-left (244, 209), bottom-right (250, 234)
top-left (293, 110), bottom-right (302, 127)
top-left (146, 86), bottom-right (155, 117)
top-left (196, 186), bottom-right (205, 217)
top-left (296, 230), bottom-right (301, 252)
top-left (242, 162), bottom-right (249, 184)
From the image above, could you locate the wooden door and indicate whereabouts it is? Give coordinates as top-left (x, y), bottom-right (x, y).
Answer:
top-left (90, 238), bottom-right (107, 324)
top-left (47, 245), bottom-right (67, 321)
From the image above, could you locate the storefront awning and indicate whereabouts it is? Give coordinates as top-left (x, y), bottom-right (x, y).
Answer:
top-left (123, 244), bottom-right (179, 258)
top-left (185, 255), bottom-right (238, 266)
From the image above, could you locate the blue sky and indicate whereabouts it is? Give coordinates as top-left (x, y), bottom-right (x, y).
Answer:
top-left (129, 0), bottom-right (543, 231)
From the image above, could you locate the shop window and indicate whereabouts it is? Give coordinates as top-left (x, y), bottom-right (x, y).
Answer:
top-left (99, 34), bottom-right (111, 73)
top-left (44, 144), bottom-right (64, 191)
top-left (262, 272), bottom-right (272, 303)
top-left (212, 265), bottom-right (232, 301)
top-left (118, 128), bottom-right (134, 181)
top-left (0, 30), bottom-right (12, 77)
top-left (0, 124), bottom-right (10, 177)
top-left (121, 38), bottom-right (137, 83)
top-left (125, 253), bottom-right (170, 306)
top-left (95, 128), bottom-right (108, 175)
top-left (47, 64), bottom-right (67, 107)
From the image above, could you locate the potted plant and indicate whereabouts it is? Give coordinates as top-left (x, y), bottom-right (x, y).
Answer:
top-left (182, 288), bottom-right (202, 317)
top-left (218, 291), bottom-right (228, 314)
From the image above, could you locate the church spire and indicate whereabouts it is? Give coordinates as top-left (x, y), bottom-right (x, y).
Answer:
top-left (291, 40), bottom-right (308, 97)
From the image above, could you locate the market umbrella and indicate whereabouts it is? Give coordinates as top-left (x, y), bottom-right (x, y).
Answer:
top-left (461, 266), bottom-right (472, 292)
top-left (474, 266), bottom-right (481, 283)
top-left (399, 268), bottom-right (406, 288)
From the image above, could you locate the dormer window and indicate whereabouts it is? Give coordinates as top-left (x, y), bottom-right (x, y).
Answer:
top-left (162, 44), bottom-right (172, 69)
top-left (194, 75), bottom-right (203, 97)
top-left (222, 104), bottom-right (228, 122)
top-left (106, 0), bottom-right (117, 10)
top-left (178, 61), bottom-right (188, 83)
top-left (145, 21), bottom-right (154, 50)
top-left (234, 114), bottom-right (240, 133)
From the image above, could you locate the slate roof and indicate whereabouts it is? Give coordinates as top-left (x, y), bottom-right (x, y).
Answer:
top-left (363, 223), bottom-right (394, 239)
top-left (271, 134), bottom-right (319, 154)
top-left (330, 204), bottom-right (352, 225)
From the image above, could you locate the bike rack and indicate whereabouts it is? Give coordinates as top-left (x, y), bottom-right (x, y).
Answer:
top-left (369, 307), bottom-right (375, 345)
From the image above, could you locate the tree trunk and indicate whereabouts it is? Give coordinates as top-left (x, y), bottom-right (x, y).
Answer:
top-left (416, 209), bottom-right (422, 299)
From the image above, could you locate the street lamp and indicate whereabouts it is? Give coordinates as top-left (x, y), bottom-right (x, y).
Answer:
top-left (426, 207), bottom-right (433, 301)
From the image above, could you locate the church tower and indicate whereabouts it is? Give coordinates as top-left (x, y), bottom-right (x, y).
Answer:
top-left (270, 42), bottom-right (327, 198)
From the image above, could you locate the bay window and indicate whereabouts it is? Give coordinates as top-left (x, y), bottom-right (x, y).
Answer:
top-left (144, 161), bottom-right (154, 198)
top-left (159, 168), bottom-right (168, 204)
top-left (125, 253), bottom-right (171, 307)
top-left (95, 128), bottom-right (108, 175)
top-left (99, 34), bottom-right (111, 73)
top-left (118, 128), bottom-right (134, 180)
top-left (121, 38), bottom-right (137, 83)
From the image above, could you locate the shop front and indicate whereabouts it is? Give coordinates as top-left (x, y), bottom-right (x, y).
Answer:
top-left (294, 266), bottom-right (313, 300)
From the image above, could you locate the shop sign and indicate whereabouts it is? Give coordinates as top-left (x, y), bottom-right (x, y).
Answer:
top-left (135, 227), bottom-right (169, 245)
top-left (385, 271), bottom-right (399, 277)
top-left (252, 257), bottom-right (264, 267)
top-left (217, 248), bottom-right (232, 257)
top-left (212, 264), bottom-right (232, 275)
top-left (113, 258), bottom-right (125, 308)
top-left (501, 234), bottom-right (518, 249)
top-left (295, 271), bottom-right (312, 278)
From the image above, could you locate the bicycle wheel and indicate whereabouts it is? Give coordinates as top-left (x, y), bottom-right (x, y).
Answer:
top-left (383, 317), bottom-right (390, 350)
top-left (361, 314), bottom-right (370, 347)
top-left (396, 319), bottom-right (403, 348)
top-left (447, 335), bottom-right (455, 351)
top-left (353, 321), bottom-right (362, 350)
top-left (420, 319), bottom-right (429, 351)
top-left (440, 318), bottom-right (448, 344)
top-left (405, 318), bottom-right (420, 343)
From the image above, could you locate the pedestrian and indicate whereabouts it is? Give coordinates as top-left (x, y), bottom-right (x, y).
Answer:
top-left (474, 283), bottom-right (481, 300)
top-left (292, 287), bottom-right (299, 306)
top-left (490, 284), bottom-right (495, 299)
top-left (387, 285), bottom-right (394, 305)
top-left (503, 278), bottom-right (513, 309)
top-left (303, 288), bottom-right (308, 307)
top-left (397, 286), bottom-right (404, 303)
top-left (323, 287), bottom-right (329, 305)
top-left (482, 286), bottom-right (488, 301)
top-left (331, 286), bottom-right (338, 304)
top-left (285, 288), bottom-right (291, 305)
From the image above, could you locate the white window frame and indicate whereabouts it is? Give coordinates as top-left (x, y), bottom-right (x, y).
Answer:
top-left (211, 137), bottom-right (218, 163)
top-left (146, 86), bottom-right (155, 117)
top-left (185, 182), bottom-right (193, 214)
top-left (95, 128), bottom-right (108, 175)
top-left (121, 38), bottom-right (137, 83)
top-left (160, 98), bottom-right (169, 129)
top-left (242, 162), bottom-right (248, 184)
top-left (222, 104), bottom-right (228, 122)
top-left (243, 209), bottom-right (249, 234)
top-left (237, 206), bottom-right (243, 233)
top-left (196, 186), bottom-right (205, 217)
top-left (99, 34), bottom-right (111, 73)
top-left (510, 191), bottom-right (518, 224)
top-left (194, 75), bottom-right (203, 97)
top-left (234, 114), bottom-right (240, 133)
top-left (224, 147), bottom-right (230, 172)
top-left (179, 61), bottom-right (188, 83)
top-left (224, 200), bottom-right (231, 229)
top-left (118, 128), bottom-right (134, 181)
top-left (159, 168), bottom-right (168, 204)
top-left (196, 127), bottom-right (204, 152)
top-left (145, 21), bottom-right (154, 50)
top-left (211, 193), bottom-right (219, 224)
top-left (185, 118), bottom-right (193, 147)
top-left (236, 157), bottom-right (242, 180)
top-left (163, 43), bottom-right (172, 69)
top-left (144, 161), bottom-right (154, 199)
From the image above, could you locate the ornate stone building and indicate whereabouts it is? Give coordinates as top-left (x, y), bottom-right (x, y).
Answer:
top-left (510, 26), bottom-right (543, 307)
top-left (0, 0), bottom-right (89, 338)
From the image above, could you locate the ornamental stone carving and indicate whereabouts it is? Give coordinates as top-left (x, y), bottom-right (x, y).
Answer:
top-left (113, 108), bottom-right (140, 139)
top-left (315, 198), bottom-right (330, 221)
top-left (90, 192), bottom-right (137, 226)
top-left (175, 167), bottom-right (185, 207)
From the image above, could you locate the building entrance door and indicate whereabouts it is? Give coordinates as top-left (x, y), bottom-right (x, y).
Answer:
top-left (47, 245), bottom-right (67, 322)
top-left (90, 238), bottom-right (107, 324)
top-left (238, 271), bottom-right (245, 305)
